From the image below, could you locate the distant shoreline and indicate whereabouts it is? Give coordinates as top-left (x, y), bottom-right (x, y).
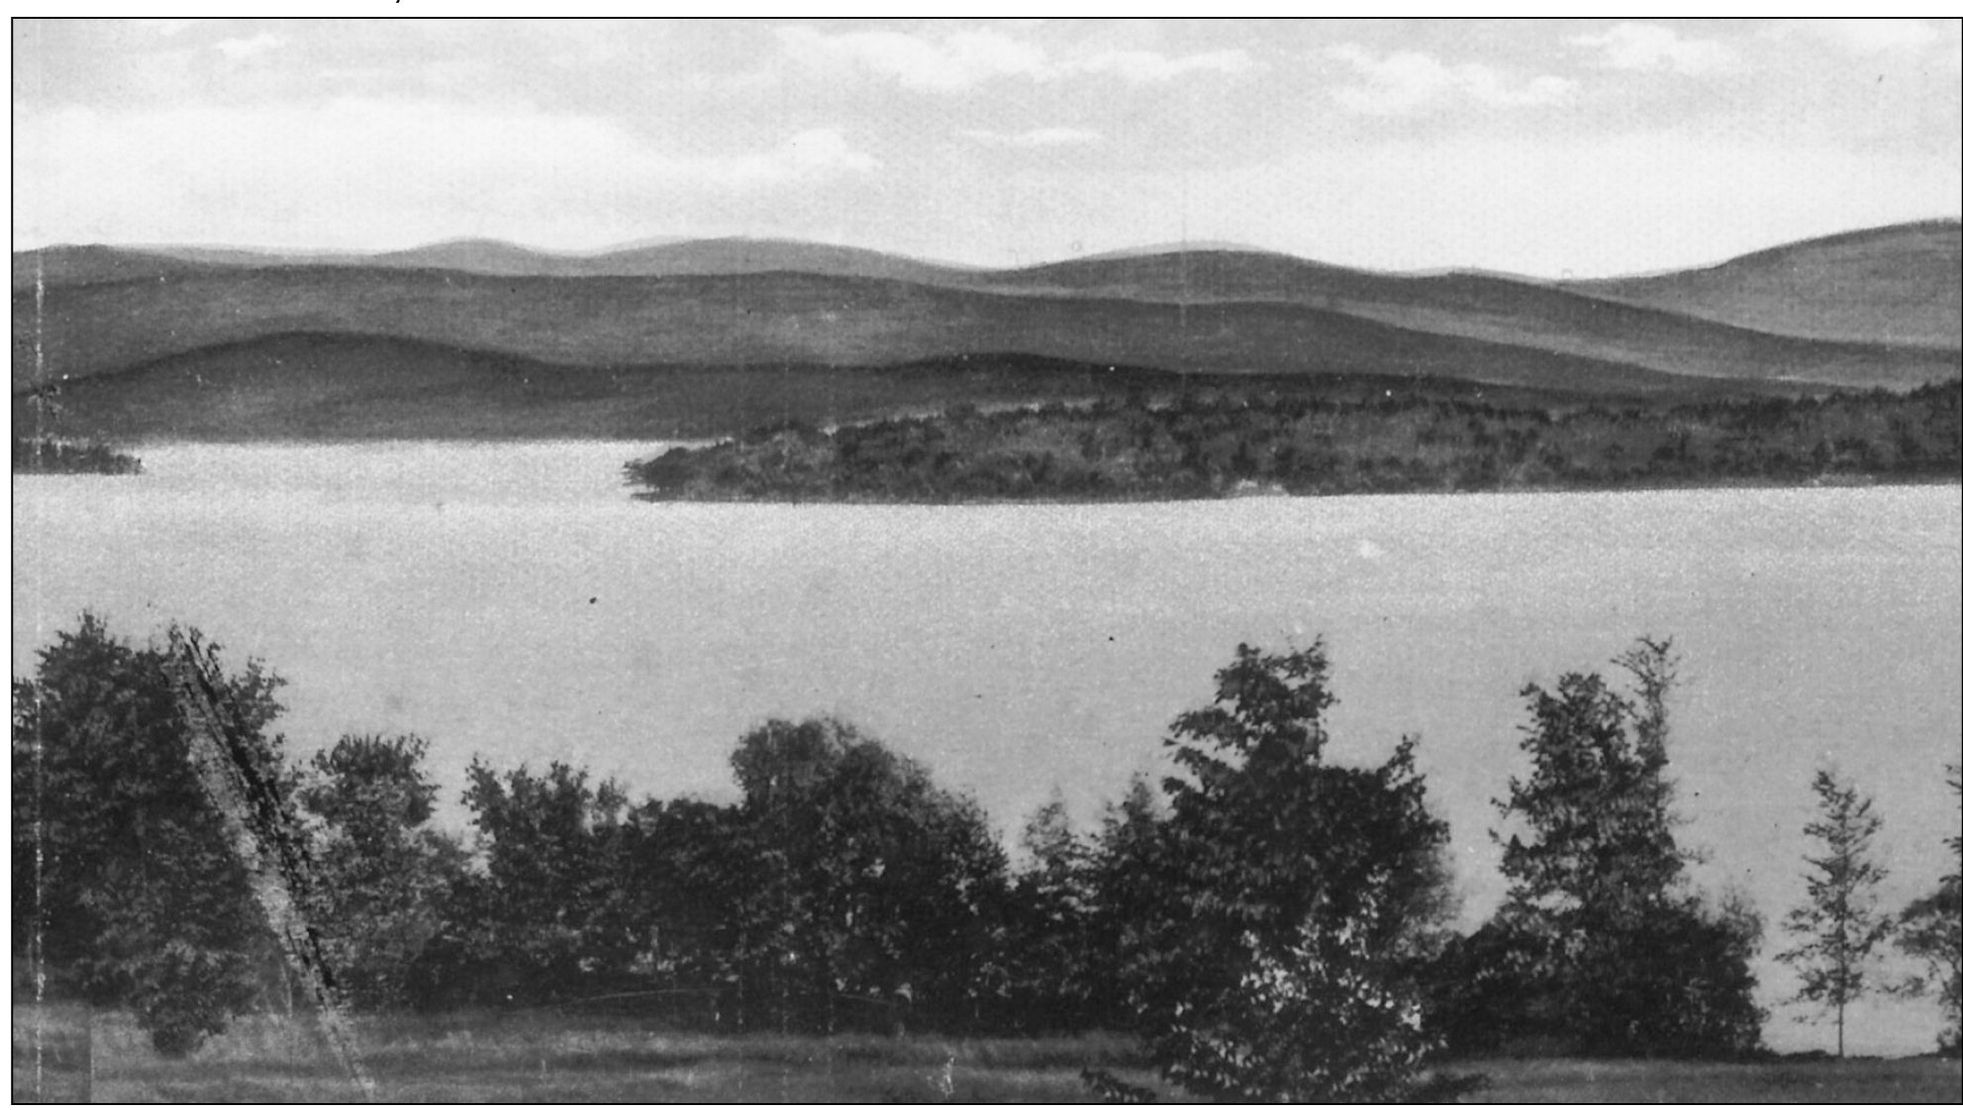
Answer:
top-left (620, 473), bottom-right (1962, 507)
top-left (624, 382), bottom-right (1963, 505)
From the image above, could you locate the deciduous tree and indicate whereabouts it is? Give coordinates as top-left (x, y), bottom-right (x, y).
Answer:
top-left (299, 733), bottom-right (465, 1010)
top-left (454, 759), bottom-right (637, 1004)
top-left (1004, 790), bottom-right (1097, 1030)
top-left (1482, 637), bottom-right (1763, 1057)
top-left (11, 614), bottom-right (293, 1055)
top-left (1778, 769), bottom-right (1892, 1057)
top-left (1124, 641), bottom-right (1452, 1102)
top-left (1895, 764), bottom-right (1960, 1056)
top-left (728, 717), bottom-right (1011, 1032)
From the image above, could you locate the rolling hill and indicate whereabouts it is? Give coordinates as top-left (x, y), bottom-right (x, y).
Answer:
top-left (11, 264), bottom-right (1793, 396)
top-left (12, 237), bottom-right (968, 287)
top-left (19, 332), bottom-right (1703, 444)
top-left (974, 249), bottom-right (1956, 384)
top-left (1564, 219), bottom-right (1961, 348)
top-left (11, 221), bottom-right (1957, 441)
top-left (359, 237), bottom-right (967, 280)
top-left (11, 244), bottom-right (224, 291)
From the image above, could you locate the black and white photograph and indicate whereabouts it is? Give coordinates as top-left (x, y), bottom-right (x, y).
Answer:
top-left (11, 15), bottom-right (1962, 1102)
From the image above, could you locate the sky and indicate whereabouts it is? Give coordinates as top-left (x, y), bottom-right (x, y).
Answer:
top-left (11, 17), bottom-right (1963, 277)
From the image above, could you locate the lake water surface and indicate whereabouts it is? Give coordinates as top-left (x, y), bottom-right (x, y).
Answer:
top-left (12, 442), bottom-right (1960, 1054)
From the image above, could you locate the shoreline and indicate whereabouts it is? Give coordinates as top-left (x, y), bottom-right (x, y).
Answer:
top-left (627, 473), bottom-right (1963, 507)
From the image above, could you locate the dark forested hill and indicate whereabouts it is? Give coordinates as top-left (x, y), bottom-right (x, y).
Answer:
top-left (14, 335), bottom-right (1212, 441)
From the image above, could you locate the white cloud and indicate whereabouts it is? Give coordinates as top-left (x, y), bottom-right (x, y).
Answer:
top-left (135, 19), bottom-right (201, 37)
top-left (213, 32), bottom-right (285, 61)
top-left (768, 128), bottom-right (879, 175)
top-left (961, 126), bottom-right (1103, 147)
top-left (13, 100), bottom-right (877, 249)
top-left (1066, 48), bottom-right (1254, 83)
top-left (1568, 23), bottom-right (1740, 75)
top-left (776, 26), bottom-right (1044, 91)
top-left (1772, 18), bottom-right (1942, 55)
top-left (1323, 45), bottom-right (1573, 115)
top-left (775, 25), bottom-right (1253, 92)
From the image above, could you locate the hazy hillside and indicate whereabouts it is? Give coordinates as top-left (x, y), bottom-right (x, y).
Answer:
top-left (1566, 220), bottom-right (1962, 348)
top-left (359, 237), bottom-right (977, 280)
top-left (13, 237), bottom-right (968, 287)
top-left (570, 238), bottom-right (975, 282)
top-left (12, 265), bottom-right (1761, 401)
top-left (16, 260), bottom-right (1952, 402)
top-left (12, 222), bottom-right (1957, 444)
top-left (975, 249), bottom-right (1955, 384)
top-left (11, 245), bottom-right (221, 290)
top-left (368, 239), bottom-right (605, 276)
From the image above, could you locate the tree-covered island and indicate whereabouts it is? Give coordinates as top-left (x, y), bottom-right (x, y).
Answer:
top-left (627, 379), bottom-right (1961, 502)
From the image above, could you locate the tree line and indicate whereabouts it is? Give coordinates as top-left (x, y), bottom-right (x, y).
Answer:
top-left (11, 434), bottom-right (142, 475)
top-left (628, 379), bottom-right (1962, 501)
top-left (12, 615), bottom-right (1961, 1099)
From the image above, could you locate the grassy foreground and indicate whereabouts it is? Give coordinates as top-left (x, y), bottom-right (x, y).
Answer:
top-left (12, 1006), bottom-right (1151, 1103)
top-left (12, 1005), bottom-right (1959, 1102)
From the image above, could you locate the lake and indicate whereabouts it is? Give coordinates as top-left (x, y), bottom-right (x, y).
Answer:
top-left (11, 442), bottom-right (1961, 1055)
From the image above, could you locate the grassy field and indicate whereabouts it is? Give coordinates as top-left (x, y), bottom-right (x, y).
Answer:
top-left (13, 1004), bottom-right (1960, 1102)
top-left (12, 1005), bottom-right (1154, 1103)
top-left (1463, 1056), bottom-right (1961, 1104)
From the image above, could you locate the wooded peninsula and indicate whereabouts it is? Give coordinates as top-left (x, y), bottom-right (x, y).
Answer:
top-left (628, 378), bottom-right (1962, 502)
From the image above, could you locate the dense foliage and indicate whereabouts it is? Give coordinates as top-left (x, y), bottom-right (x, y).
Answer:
top-left (11, 615), bottom-right (292, 1055)
top-left (25, 613), bottom-right (1956, 1078)
top-left (12, 434), bottom-right (141, 474)
top-left (300, 735), bottom-right (466, 1011)
top-left (628, 380), bottom-right (1962, 502)
top-left (1123, 642), bottom-right (1454, 1101)
top-left (729, 720), bottom-right (1013, 1031)
top-left (1431, 639), bottom-right (1765, 1059)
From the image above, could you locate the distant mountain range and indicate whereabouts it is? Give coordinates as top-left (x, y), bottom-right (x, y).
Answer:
top-left (12, 220), bottom-right (1959, 441)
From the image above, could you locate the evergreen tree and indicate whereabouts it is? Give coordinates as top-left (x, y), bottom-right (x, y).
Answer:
top-left (1778, 769), bottom-right (1892, 1057)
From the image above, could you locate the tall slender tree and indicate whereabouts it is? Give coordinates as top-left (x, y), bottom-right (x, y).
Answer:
top-left (1778, 769), bottom-right (1892, 1058)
